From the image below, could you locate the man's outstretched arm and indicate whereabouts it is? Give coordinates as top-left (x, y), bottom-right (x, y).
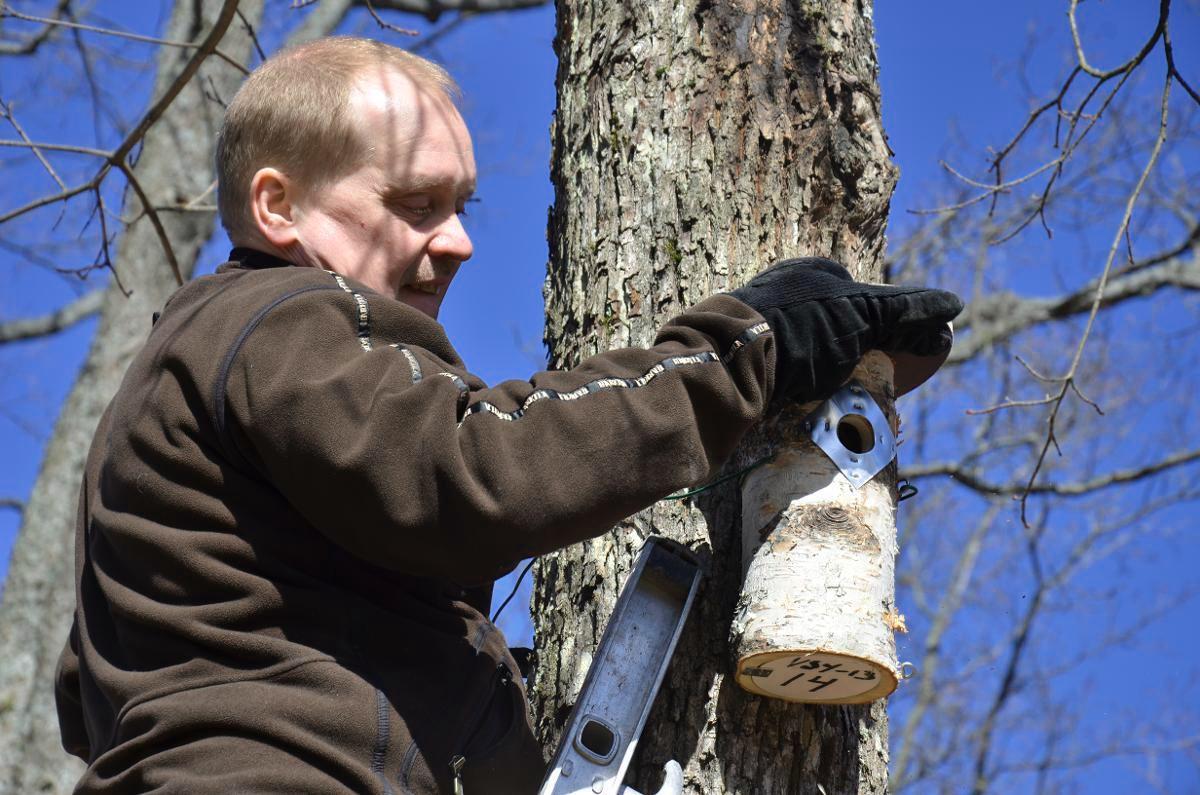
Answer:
top-left (220, 260), bottom-right (960, 585)
top-left (222, 286), bottom-right (773, 585)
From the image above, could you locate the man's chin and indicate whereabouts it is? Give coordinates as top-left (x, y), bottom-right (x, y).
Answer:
top-left (396, 286), bottom-right (443, 319)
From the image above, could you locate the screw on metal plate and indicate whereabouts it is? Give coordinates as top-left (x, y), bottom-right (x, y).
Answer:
top-left (806, 381), bottom-right (896, 489)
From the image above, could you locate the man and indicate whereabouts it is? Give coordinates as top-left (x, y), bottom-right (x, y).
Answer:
top-left (55, 37), bottom-right (961, 794)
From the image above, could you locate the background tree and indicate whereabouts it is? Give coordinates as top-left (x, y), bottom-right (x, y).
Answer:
top-left (883, 3), bottom-right (1200, 790)
top-left (530, 1), bottom-right (899, 792)
top-left (0, 2), bottom-right (266, 789)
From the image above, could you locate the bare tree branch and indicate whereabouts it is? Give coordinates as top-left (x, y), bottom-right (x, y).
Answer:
top-left (0, 3), bottom-right (249, 74)
top-left (892, 504), bottom-right (1003, 791)
top-left (362, 0), bottom-right (419, 35)
top-left (0, 291), bottom-right (104, 344)
top-left (1163, 20), bottom-right (1200, 107)
top-left (365, 0), bottom-right (547, 22)
top-left (0, 497), bottom-right (24, 514)
top-left (997, 733), bottom-right (1200, 776)
top-left (1013, 68), bottom-right (1173, 524)
top-left (235, 6), bottom-right (266, 62)
top-left (107, 0), bottom-right (240, 168)
top-left (0, 138), bottom-right (112, 157)
top-left (0, 0), bottom-right (241, 284)
top-left (0, 0), bottom-right (70, 55)
top-left (66, 5), bottom-right (113, 144)
top-left (969, 512), bottom-right (1049, 795)
top-left (1, 101), bottom-right (65, 190)
top-left (286, 0), bottom-right (357, 45)
top-left (114, 161), bottom-right (182, 285)
top-left (1068, 0), bottom-right (1166, 80)
top-left (901, 446), bottom-right (1200, 498)
top-left (0, 179), bottom-right (93, 225)
top-left (948, 241), bottom-right (1200, 365)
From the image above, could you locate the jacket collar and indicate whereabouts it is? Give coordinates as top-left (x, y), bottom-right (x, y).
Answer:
top-left (219, 247), bottom-right (295, 273)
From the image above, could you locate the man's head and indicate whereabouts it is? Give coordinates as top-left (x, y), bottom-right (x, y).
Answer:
top-left (216, 37), bottom-right (475, 318)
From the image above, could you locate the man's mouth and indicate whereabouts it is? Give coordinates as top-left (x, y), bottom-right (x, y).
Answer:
top-left (397, 280), bottom-right (450, 319)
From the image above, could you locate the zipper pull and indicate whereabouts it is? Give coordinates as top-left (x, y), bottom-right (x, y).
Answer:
top-left (450, 754), bottom-right (465, 795)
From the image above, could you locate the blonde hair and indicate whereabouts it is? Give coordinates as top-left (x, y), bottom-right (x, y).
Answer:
top-left (216, 36), bottom-right (460, 242)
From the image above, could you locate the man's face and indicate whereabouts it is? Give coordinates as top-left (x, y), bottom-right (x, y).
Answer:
top-left (292, 69), bottom-right (476, 319)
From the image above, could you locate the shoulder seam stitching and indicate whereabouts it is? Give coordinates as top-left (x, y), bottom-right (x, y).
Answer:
top-left (459, 321), bottom-right (771, 426)
top-left (213, 285), bottom-right (342, 438)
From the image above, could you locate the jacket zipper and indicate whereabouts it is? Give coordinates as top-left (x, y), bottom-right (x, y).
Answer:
top-left (449, 662), bottom-right (513, 795)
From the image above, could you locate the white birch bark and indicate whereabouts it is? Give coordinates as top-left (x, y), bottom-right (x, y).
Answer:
top-left (733, 353), bottom-right (902, 706)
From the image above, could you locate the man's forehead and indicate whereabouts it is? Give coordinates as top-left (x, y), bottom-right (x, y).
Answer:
top-left (350, 68), bottom-right (459, 136)
top-left (352, 68), bottom-right (418, 114)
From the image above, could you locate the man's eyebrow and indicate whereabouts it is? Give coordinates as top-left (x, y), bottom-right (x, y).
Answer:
top-left (380, 175), bottom-right (476, 195)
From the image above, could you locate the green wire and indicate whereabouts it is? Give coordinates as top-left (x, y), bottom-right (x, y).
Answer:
top-left (491, 451), bottom-right (777, 624)
top-left (661, 452), bottom-right (777, 501)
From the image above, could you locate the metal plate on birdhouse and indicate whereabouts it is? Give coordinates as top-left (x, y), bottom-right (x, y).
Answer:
top-left (736, 650), bottom-right (898, 704)
top-left (806, 382), bottom-right (896, 489)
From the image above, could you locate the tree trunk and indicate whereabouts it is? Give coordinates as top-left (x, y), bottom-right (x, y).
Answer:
top-left (0, 2), bottom-right (264, 791)
top-left (531, 1), bottom-right (898, 792)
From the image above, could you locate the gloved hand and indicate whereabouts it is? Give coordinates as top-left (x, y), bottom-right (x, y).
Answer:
top-left (728, 257), bottom-right (963, 410)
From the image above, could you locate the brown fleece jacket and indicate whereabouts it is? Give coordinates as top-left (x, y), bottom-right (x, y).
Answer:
top-left (55, 248), bottom-right (774, 794)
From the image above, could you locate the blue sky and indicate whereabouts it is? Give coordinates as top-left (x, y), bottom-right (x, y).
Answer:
top-left (2, 1), bottom-right (1196, 791)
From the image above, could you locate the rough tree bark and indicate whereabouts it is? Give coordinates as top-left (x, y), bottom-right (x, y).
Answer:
top-left (531, 1), bottom-right (898, 793)
top-left (0, 2), bottom-right (266, 791)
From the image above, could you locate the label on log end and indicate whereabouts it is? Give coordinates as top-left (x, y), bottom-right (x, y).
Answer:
top-left (735, 650), bottom-right (897, 704)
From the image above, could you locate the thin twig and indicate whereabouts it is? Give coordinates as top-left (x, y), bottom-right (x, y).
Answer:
top-left (966, 396), bottom-right (1056, 416)
top-left (0, 139), bottom-right (112, 157)
top-left (1018, 69), bottom-right (1172, 525)
top-left (0, 0), bottom-right (70, 55)
top-left (0, 181), bottom-right (94, 225)
top-left (363, 0), bottom-right (420, 35)
top-left (65, 6), bottom-right (111, 145)
top-left (1163, 21), bottom-right (1200, 108)
top-left (92, 187), bottom-right (130, 296)
top-left (236, 6), bottom-right (266, 62)
top-left (1, 102), bottom-right (66, 190)
top-left (0, 4), bottom-right (249, 74)
top-left (1068, 0), bottom-right (1167, 80)
top-left (1014, 356), bottom-right (1063, 384)
top-left (119, 178), bottom-right (219, 224)
top-left (116, 162), bottom-right (182, 286)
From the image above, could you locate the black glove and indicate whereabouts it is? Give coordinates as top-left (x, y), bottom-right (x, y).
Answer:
top-left (728, 257), bottom-right (963, 410)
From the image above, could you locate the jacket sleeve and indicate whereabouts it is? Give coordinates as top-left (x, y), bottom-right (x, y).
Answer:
top-left (55, 619), bottom-right (91, 761)
top-left (221, 291), bottom-right (774, 584)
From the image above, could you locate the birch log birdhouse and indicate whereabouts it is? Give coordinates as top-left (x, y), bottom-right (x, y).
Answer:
top-left (731, 351), bottom-right (906, 704)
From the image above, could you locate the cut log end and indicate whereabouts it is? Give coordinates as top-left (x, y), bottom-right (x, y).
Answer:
top-left (735, 649), bottom-right (898, 704)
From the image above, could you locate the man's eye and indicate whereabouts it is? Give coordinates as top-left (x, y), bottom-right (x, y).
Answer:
top-left (405, 204), bottom-right (433, 218)
top-left (458, 196), bottom-right (480, 218)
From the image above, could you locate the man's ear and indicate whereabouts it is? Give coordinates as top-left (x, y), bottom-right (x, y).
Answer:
top-left (249, 168), bottom-right (301, 248)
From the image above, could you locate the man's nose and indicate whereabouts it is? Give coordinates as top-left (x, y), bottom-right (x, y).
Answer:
top-left (429, 212), bottom-right (473, 263)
